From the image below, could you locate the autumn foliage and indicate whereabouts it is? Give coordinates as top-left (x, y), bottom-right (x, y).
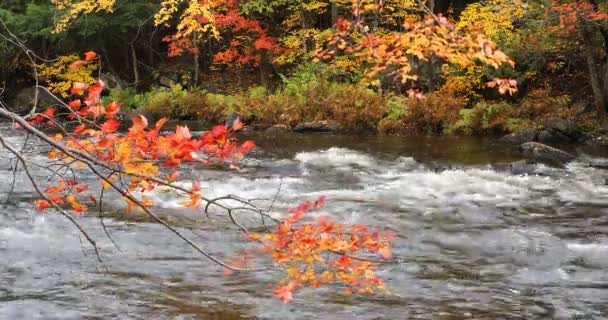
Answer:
top-left (25, 51), bottom-right (255, 213)
top-left (19, 51), bottom-right (393, 303)
top-left (243, 196), bottom-right (393, 303)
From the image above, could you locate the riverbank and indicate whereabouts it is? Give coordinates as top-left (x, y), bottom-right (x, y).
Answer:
top-left (107, 78), bottom-right (599, 138)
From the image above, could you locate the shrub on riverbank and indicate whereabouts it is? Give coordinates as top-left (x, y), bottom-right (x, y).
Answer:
top-left (108, 79), bottom-right (582, 136)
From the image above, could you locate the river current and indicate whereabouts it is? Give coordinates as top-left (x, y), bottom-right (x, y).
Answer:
top-left (1, 125), bottom-right (608, 319)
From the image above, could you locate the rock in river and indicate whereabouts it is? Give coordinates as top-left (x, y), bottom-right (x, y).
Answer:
top-left (520, 142), bottom-right (576, 163)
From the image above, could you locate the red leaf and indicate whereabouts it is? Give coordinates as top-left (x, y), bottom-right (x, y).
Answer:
top-left (101, 118), bottom-right (120, 133)
top-left (68, 100), bottom-right (82, 110)
top-left (41, 107), bottom-right (56, 118)
top-left (73, 124), bottom-right (86, 134)
top-left (35, 199), bottom-right (50, 211)
top-left (212, 125), bottom-right (227, 138)
top-left (75, 184), bottom-right (89, 193)
top-left (106, 101), bottom-right (120, 117)
top-left (201, 132), bottom-right (214, 144)
top-left (84, 51), bottom-right (97, 62)
top-left (239, 140), bottom-right (256, 154)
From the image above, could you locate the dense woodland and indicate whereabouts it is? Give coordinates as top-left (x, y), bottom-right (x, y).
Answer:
top-left (1, 0), bottom-right (608, 134)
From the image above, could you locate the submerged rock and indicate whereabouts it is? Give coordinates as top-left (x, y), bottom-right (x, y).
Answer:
top-left (492, 159), bottom-right (539, 175)
top-left (500, 128), bottom-right (539, 144)
top-left (293, 120), bottom-right (340, 133)
top-left (265, 124), bottom-right (290, 135)
top-left (586, 132), bottom-right (608, 147)
top-left (520, 142), bottom-right (576, 162)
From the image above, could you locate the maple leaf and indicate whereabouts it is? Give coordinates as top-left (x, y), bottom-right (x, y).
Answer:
top-left (273, 284), bottom-right (294, 303)
top-left (83, 51), bottom-right (97, 62)
top-left (41, 107), bottom-right (57, 118)
top-left (180, 192), bottom-right (202, 208)
top-left (106, 101), bottom-right (120, 118)
top-left (68, 60), bottom-right (86, 70)
top-left (211, 125), bottom-right (227, 138)
top-left (101, 118), bottom-right (120, 133)
top-left (68, 100), bottom-right (82, 110)
top-left (175, 125), bottom-right (192, 141)
top-left (155, 117), bottom-right (169, 130)
top-left (238, 140), bottom-right (256, 154)
top-left (75, 184), bottom-right (89, 193)
top-left (35, 199), bottom-right (50, 210)
top-left (130, 115), bottom-right (149, 134)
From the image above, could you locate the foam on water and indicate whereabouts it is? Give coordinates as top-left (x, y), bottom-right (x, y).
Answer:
top-left (3, 141), bottom-right (608, 319)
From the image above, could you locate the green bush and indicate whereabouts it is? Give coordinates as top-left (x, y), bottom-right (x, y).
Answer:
top-left (103, 87), bottom-right (146, 110)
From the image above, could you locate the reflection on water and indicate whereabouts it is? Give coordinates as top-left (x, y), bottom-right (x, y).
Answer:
top-left (2, 123), bottom-right (608, 319)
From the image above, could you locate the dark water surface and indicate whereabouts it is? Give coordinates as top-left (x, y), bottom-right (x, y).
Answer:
top-left (2, 123), bottom-right (608, 319)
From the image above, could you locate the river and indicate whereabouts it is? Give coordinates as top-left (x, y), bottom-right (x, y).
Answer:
top-left (1, 124), bottom-right (608, 319)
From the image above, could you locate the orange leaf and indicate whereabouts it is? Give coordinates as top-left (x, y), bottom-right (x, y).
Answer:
top-left (155, 117), bottom-right (169, 130)
top-left (84, 51), bottom-right (97, 62)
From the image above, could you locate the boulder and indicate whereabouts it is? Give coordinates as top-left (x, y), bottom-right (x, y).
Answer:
top-left (520, 142), bottom-right (576, 163)
top-left (544, 118), bottom-right (584, 140)
top-left (536, 128), bottom-right (572, 144)
top-left (7, 86), bottom-right (58, 115)
top-left (265, 124), bottom-right (290, 135)
top-left (158, 76), bottom-right (176, 88)
top-left (586, 133), bottom-right (608, 147)
top-left (537, 118), bottom-right (585, 143)
top-left (100, 73), bottom-right (126, 91)
top-left (500, 128), bottom-right (539, 144)
top-left (293, 120), bottom-right (340, 133)
top-left (501, 118), bottom-right (586, 144)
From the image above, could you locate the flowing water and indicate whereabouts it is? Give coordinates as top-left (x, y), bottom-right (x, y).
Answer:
top-left (2, 124), bottom-right (608, 319)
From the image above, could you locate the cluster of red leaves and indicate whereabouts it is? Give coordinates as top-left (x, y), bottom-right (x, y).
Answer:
top-left (243, 196), bottom-right (394, 303)
top-left (548, 1), bottom-right (608, 35)
top-left (163, 0), bottom-right (281, 66)
top-left (212, 0), bottom-right (281, 66)
top-left (318, 15), bottom-right (516, 93)
top-left (25, 52), bottom-right (255, 213)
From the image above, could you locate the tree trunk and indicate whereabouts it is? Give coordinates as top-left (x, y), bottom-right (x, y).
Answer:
top-left (192, 32), bottom-right (200, 88)
top-left (130, 44), bottom-right (139, 84)
top-left (331, 1), bottom-right (339, 25)
top-left (580, 21), bottom-right (607, 124)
